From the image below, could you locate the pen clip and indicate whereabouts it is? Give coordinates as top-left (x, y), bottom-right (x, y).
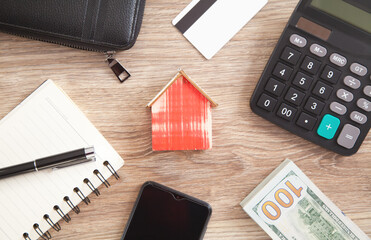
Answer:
top-left (52, 156), bottom-right (96, 170)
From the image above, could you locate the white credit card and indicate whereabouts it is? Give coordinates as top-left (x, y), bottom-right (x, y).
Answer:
top-left (173, 0), bottom-right (268, 60)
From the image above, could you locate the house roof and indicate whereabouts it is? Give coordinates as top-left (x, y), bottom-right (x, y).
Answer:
top-left (146, 70), bottom-right (218, 108)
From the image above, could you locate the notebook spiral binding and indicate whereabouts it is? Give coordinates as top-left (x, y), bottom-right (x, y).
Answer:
top-left (33, 224), bottom-right (51, 240)
top-left (22, 233), bottom-right (31, 240)
top-left (84, 178), bottom-right (101, 196)
top-left (22, 161), bottom-right (119, 240)
top-left (64, 196), bottom-right (80, 214)
top-left (43, 214), bottom-right (61, 232)
top-left (104, 161), bottom-right (120, 180)
top-left (94, 169), bottom-right (111, 188)
top-left (53, 205), bottom-right (71, 223)
top-left (74, 187), bottom-right (91, 205)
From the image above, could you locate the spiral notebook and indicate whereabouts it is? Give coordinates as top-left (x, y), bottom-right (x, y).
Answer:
top-left (0, 80), bottom-right (124, 240)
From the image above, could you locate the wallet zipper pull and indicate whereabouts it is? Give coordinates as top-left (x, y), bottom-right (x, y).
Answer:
top-left (105, 51), bottom-right (131, 83)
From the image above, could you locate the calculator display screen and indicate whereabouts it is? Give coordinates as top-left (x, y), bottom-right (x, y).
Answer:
top-left (311, 0), bottom-right (371, 34)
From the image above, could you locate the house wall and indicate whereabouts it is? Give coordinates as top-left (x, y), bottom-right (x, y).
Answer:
top-left (151, 76), bottom-right (212, 151)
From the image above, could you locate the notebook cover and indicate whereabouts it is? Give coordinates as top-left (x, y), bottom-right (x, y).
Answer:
top-left (0, 80), bottom-right (124, 240)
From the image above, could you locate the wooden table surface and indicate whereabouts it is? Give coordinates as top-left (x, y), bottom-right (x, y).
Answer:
top-left (0, 0), bottom-right (370, 239)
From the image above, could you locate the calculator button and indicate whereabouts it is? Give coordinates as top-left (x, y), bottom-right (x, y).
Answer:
top-left (265, 78), bottom-right (285, 97)
top-left (312, 81), bottom-right (333, 100)
top-left (357, 98), bottom-right (371, 112)
top-left (343, 76), bottom-right (361, 90)
top-left (301, 56), bottom-right (321, 75)
top-left (363, 86), bottom-right (371, 97)
top-left (290, 34), bottom-right (307, 48)
top-left (350, 111), bottom-right (367, 125)
top-left (350, 63), bottom-right (368, 77)
top-left (317, 114), bottom-right (340, 140)
top-left (296, 112), bottom-right (317, 131)
top-left (310, 44), bottom-right (327, 57)
top-left (337, 89), bottom-right (354, 102)
top-left (272, 63), bottom-right (293, 81)
top-left (292, 72), bottom-right (313, 90)
top-left (337, 124), bottom-right (360, 149)
top-left (277, 103), bottom-right (297, 121)
top-left (257, 94), bottom-right (277, 112)
top-left (330, 53), bottom-right (347, 67)
top-left (330, 102), bottom-right (347, 115)
top-left (304, 97), bottom-right (325, 115)
top-left (280, 47), bottom-right (301, 65)
top-left (321, 65), bottom-right (341, 84)
top-left (284, 87), bottom-right (305, 106)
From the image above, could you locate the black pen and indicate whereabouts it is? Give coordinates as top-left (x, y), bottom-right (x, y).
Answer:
top-left (0, 146), bottom-right (95, 180)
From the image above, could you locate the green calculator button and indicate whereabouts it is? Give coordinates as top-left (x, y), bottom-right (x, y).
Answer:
top-left (317, 114), bottom-right (340, 140)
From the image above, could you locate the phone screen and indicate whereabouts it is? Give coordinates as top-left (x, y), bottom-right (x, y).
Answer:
top-left (122, 182), bottom-right (211, 240)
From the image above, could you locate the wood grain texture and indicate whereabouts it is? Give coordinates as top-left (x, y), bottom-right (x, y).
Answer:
top-left (0, 0), bottom-right (370, 239)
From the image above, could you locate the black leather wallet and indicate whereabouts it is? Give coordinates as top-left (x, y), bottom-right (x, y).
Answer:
top-left (0, 0), bottom-right (146, 82)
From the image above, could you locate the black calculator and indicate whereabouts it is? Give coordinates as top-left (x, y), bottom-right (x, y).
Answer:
top-left (250, 0), bottom-right (371, 156)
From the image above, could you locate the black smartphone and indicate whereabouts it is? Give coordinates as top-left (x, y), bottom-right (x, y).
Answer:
top-left (121, 181), bottom-right (212, 240)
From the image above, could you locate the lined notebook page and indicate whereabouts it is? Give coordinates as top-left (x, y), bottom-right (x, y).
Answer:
top-left (0, 80), bottom-right (124, 240)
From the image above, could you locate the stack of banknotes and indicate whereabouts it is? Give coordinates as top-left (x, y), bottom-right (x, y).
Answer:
top-left (241, 159), bottom-right (370, 240)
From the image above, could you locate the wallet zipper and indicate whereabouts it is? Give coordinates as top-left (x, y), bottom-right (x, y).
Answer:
top-left (2, 30), bottom-right (131, 83)
top-left (105, 51), bottom-right (131, 83)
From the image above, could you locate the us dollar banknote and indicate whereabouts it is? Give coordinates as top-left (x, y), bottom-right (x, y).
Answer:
top-left (241, 159), bottom-right (370, 240)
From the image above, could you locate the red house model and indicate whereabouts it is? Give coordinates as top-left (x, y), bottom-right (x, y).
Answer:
top-left (147, 70), bottom-right (218, 151)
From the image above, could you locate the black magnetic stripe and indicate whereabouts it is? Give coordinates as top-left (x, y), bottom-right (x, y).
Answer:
top-left (175, 0), bottom-right (218, 34)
